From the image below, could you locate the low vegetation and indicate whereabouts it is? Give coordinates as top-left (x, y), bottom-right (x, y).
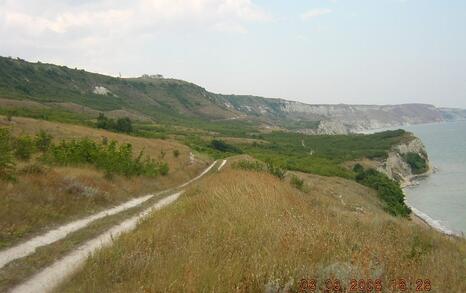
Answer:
top-left (237, 130), bottom-right (408, 179)
top-left (0, 128), bottom-right (15, 181)
top-left (45, 138), bottom-right (168, 178)
top-left (0, 128), bottom-right (169, 180)
top-left (232, 159), bottom-right (285, 180)
top-left (405, 152), bottom-right (428, 174)
top-left (14, 135), bottom-right (34, 161)
top-left (290, 174), bottom-right (305, 190)
top-left (0, 118), bottom-right (207, 248)
top-left (353, 164), bottom-right (411, 217)
top-left (60, 169), bottom-right (466, 292)
top-left (183, 130), bottom-right (409, 180)
top-left (232, 159), bottom-right (265, 172)
top-left (96, 113), bottom-right (133, 134)
top-left (210, 139), bottom-right (243, 154)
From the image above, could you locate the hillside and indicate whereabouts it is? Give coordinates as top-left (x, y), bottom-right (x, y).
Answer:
top-left (1, 56), bottom-right (465, 134)
top-left (0, 77), bottom-right (463, 291)
top-left (58, 160), bottom-right (466, 292)
top-left (0, 116), bottom-right (208, 249)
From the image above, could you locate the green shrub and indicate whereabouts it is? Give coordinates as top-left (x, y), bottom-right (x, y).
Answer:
top-left (159, 162), bottom-right (169, 176)
top-left (232, 159), bottom-right (285, 180)
top-left (44, 138), bottom-right (166, 178)
top-left (232, 160), bottom-right (265, 172)
top-left (266, 161), bottom-right (286, 180)
top-left (115, 117), bottom-right (133, 133)
top-left (173, 149), bottom-right (180, 158)
top-left (354, 167), bottom-right (411, 217)
top-left (352, 163), bottom-right (364, 174)
top-left (405, 152), bottom-right (428, 174)
top-left (210, 139), bottom-right (242, 154)
top-left (96, 113), bottom-right (112, 129)
top-left (290, 174), bottom-right (304, 190)
top-left (96, 113), bottom-right (133, 134)
top-left (34, 130), bottom-right (53, 152)
top-left (14, 135), bottom-right (34, 161)
top-left (0, 128), bottom-right (15, 181)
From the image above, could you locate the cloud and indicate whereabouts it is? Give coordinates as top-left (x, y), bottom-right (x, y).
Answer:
top-left (300, 8), bottom-right (333, 21)
top-left (0, 0), bottom-right (270, 40)
top-left (0, 0), bottom-right (273, 76)
top-left (211, 21), bottom-right (248, 33)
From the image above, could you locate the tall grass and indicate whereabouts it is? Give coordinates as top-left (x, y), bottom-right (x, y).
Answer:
top-left (0, 118), bottom-right (207, 248)
top-left (60, 169), bottom-right (466, 292)
top-left (0, 128), bottom-right (15, 180)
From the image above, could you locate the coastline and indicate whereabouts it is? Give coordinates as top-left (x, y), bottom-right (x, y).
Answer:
top-left (403, 166), bottom-right (464, 238)
top-left (359, 122), bottom-right (464, 238)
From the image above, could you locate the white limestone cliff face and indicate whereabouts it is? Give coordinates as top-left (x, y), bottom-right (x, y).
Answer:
top-left (297, 120), bottom-right (349, 135)
top-left (279, 101), bottom-right (444, 134)
top-left (93, 86), bottom-right (111, 95)
top-left (376, 135), bottom-right (431, 187)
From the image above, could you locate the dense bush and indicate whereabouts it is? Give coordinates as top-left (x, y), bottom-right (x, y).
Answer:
top-left (14, 135), bottom-right (34, 161)
top-left (210, 139), bottom-right (242, 154)
top-left (34, 130), bottom-right (53, 152)
top-left (159, 162), bottom-right (169, 176)
top-left (290, 174), bottom-right (304, 190)
top-left (232, 160), bottom-right (265, 172)
top-left (405, 152), bottom-right (428, 174)
top-left (232, 159), bottom-right (285, 180)
top-left (266, 161), bottom-right (286, 180)
top-left (0, 128), bottom-right (15, 180)
top-left (96, 113), bottom-right (133, 133)
top-left (352, 163), bottom-right (364, 174)
top-left (236, 130), bottom-right (408, 179)
top-left (45, 138), bottom-right (168, 177)
top-left (354, 166), bottom-right (411, 217)
top-left (115, 117), bottom-right (133, 133)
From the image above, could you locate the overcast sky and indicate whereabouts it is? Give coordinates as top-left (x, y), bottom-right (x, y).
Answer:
top-left (1, 0), bottom-right (465, 108)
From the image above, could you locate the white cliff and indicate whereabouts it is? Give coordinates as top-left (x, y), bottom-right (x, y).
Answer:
top-left (376, 135), bottom-right (431, 187)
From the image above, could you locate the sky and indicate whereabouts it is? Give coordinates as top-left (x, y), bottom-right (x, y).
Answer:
top-left (1, 0), bottom-right (465, 108)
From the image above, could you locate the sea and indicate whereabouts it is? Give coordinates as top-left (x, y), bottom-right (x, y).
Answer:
top-left (367, 121), bottom-right (466, 236)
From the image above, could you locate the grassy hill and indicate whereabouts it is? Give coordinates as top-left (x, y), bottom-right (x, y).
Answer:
top-left (2, 56), bottom-right (465, 135)
top-left (0, 116), bottom-right (208, 249)
top-left (1, 57), bottom-right (465, 291)
top-left (0, 57), bottom-right (242, 123)
top-left (59, 160), bottom-right (466, 292)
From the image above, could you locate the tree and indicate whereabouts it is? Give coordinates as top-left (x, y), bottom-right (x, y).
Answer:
top-left (115, 117), bottom-right (133, 133)
top-left (210, 139), bottom-right (242, 153)
top-left (96, 113), bottom-right (132, 133)
top-left (96, 113), bottom-right (109, 129)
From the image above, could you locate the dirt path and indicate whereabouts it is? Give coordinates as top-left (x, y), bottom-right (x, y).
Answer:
top-left (217, 159), bottom-right (227, 171)
top-left (8, 160), bottom-right (219, 292)
top-left (0, 195), bottom-right (153, 269)
top-left (10, 191), bottom-right (184, 293)
top-left (0, 161), bottom-right (217, 270)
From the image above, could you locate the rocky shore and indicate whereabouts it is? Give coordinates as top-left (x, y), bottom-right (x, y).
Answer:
top-left (375, 135), bottom-right (464, 237)
top-left (376, 134), bottom-right (431, 188)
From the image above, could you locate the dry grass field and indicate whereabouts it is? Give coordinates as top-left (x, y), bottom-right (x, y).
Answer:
top-left (60, 165), bottom-right (466, 292)
top-left (0, 116), bottom-right (209, 248)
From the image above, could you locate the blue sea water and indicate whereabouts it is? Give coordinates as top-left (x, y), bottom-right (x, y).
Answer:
top-left (400, 121), bottom-right (466, 236)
